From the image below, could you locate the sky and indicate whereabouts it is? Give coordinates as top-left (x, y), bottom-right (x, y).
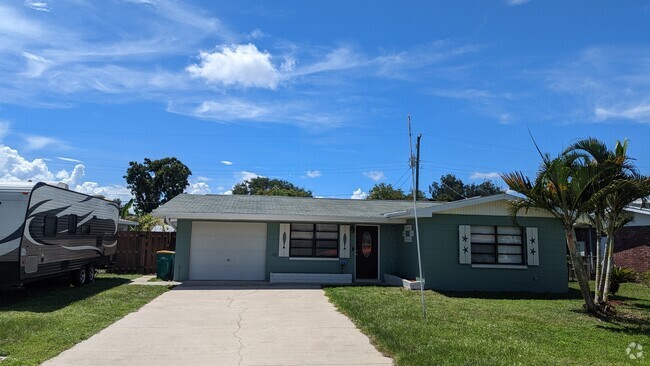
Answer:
top-left (1, 0), bottom-right (649, 201)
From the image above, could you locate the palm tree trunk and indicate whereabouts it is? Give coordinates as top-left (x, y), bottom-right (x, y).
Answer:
top-left (594, 223), bottom-right (602, 303)
top-left (566, 228), bottom-right (597, 312)
top-left (603, 234), bottom-right (614, 302)
top-left (597, 238), bottom-right (609, 303)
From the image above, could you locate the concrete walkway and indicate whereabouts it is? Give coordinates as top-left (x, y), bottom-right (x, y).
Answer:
top-left (129, 275), bottom-right (182, 286)
top-left (43, 284), bottom-right (393, 366)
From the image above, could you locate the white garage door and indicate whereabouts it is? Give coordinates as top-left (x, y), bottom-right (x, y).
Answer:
top-left (189, 222), bottom-right (267, 280)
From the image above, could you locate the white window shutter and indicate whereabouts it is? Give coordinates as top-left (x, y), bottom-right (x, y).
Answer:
top-left (526, 227), bottom-right (539, 266)
top-left (459, 225), bottom-right (471, 264)
top-left (278, 223), bottom-right (290, 257)
top-left (339, 225), bottom-right (351, 258)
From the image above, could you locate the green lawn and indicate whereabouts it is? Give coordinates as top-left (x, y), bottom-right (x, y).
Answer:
top-left (325, 283), bottom-right (650, 366)
top-left (0, 273), bottom-right (171, 366)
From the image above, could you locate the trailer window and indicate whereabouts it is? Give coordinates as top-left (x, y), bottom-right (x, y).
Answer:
top-left (43, 215), bottom-right (58, 237)
top-left (68, 214), bottom-right (78, 234)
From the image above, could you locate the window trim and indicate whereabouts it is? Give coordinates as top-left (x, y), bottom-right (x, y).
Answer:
top-left (470, 225), bottom-right (525, 265)
top-left (289, 223), bottom-right (340, 258)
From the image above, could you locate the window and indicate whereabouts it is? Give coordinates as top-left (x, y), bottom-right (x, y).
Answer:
top-left (471, 226), bottom-right (524, 265)
top-left (290, 223), bottom-right (339, 258)
top-left (68, 214), bottom-right (78, 234)
top-left (81, 225), bottom-right (91, 235)
top-left (43, 215), bottom-right (58, 237)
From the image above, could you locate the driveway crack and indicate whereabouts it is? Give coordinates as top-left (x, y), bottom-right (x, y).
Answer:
top-left (234, 307), bottom-right (246, 366)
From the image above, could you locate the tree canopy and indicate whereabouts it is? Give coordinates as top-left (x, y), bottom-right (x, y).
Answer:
top-left (367, 183), bottom-right (407, 200)
top-left (232, 177), bottom-right (312, 197)
top-left (367, 183), bottom-right (426, 200)
top-left (124, 157), bottom-right (192, 214)
top-left (429, 174), bottom-right (503, 201)
top-left (502, 137), bottom-right (650, 314)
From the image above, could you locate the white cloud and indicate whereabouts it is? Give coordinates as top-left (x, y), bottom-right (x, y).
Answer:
top-left (363, 170), bottom-right (385, 181)
top-left (238, 171), bottom-right (260, 182)
top-left (56, 164), bottom-right (85, 186)
top-left (167, 98), bottom-right (343, 129)
top-left (470, 172), bottom-right (501, 180)
top-left (351, 188), bottom-right (368, 200)
top-left (0, 143), bottom-right (131, 201)
top-left (23, 135), bottom-right (67, 151)
top-left (223, 189), bottom-right (233, 195)
top-left (186, 182), bottom-right (211, 195)
top-left (57, 156), bottom-right (83, 163)
top-left (186, 43), bottom-right (279, 89)
top-left (22, 52), bottom-right (52, 77)
top-left (249, 29), bottom-right (265, 39)
top-left (306, 170), bottom-right (322, 178)
top-left (0, 121), bottom-right (10, 140)
top-left (220, 160), bottom-right (233, 166)
top-left (74, 182), bottom-right (132, 201)
top-left (506, 0), bottom-right (530, 5)
top-left (196, 176), bottom-right (211, 182)
top-left (24, 1), bottom-right (50, 12)
top-left (0, 144), bottom-right (55, 182)
top-left (594, 102), bottom-right (650, 123)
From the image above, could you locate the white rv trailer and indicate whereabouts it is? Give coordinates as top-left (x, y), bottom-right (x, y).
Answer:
top-left (0, 182), bottom-right (119, 288)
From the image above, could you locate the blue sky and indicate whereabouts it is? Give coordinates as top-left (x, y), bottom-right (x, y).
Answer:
top-left (1, 0), bottom-right (649, 201)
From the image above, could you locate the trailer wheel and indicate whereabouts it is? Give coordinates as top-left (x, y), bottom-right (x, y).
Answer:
top-left (71, 267), bottom-right (87, 286)
top-left (86, 264), bottom-right (95, 284)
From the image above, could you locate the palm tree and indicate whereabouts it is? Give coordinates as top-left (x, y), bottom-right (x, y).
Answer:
top-left (564, 139), bottom-right (650, 303)
top-left (502, 153), bottom-right (604, 313)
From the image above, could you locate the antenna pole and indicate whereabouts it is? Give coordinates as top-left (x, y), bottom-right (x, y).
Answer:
top-left (415, 134), bottom-right (422, 199)
top-left (407, 115), bottom-right (427, 319)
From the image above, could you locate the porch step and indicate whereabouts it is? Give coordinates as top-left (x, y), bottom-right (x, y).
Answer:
top-left (270, 273), bottom-right (352, 284)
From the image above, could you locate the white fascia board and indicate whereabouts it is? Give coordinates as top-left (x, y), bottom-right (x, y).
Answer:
top-left (624, 207), bottom-right (650, 216)
top-left (388, 193), bottom-right (520, 218)
top-left (152, 212), bottom-right (406, 224)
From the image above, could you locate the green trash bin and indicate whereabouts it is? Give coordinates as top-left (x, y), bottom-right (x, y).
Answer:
top-left (156, 250), bottom-right (175, 281)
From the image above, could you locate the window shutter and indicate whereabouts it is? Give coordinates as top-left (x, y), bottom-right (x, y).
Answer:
top-left (278, 223), bottom-right (290, 257)
top-left (339, 225), bottom-right (350, 258)
top-left (459, 225), bottom-right (471, 264)
top-left (526, 227), bottom-right (539, 266)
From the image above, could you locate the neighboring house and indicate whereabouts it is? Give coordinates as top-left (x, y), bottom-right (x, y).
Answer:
top-left (153, 193), bottom-right (567, 292)
top-left (613, 207), bottom-right (650, 273)
top-left (118, 218), bottom-right (138, 231)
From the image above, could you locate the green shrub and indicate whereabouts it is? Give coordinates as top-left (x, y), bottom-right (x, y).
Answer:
top-left (610, 266), bottom-right (638, 294)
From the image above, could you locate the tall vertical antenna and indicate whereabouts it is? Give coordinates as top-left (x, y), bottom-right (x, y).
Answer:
top-left (407, 114), bottom-right (427, 319)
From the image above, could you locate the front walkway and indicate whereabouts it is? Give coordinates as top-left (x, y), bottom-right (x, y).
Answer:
top-left (43, 283), bottom-right (393, 366)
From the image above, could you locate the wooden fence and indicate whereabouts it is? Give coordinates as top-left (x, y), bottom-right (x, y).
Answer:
top-left (108, 231), bottom-right (176, 274)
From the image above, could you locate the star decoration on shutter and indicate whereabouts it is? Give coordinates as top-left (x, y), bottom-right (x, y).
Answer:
top-left (462, 235), bottom-right (468, 242)
top-left (530, 248), bottom-right (536, 255)
top-left (463, 246), bottom-right (469, 253)
top-left (530, 237), bottom-right (536, 244)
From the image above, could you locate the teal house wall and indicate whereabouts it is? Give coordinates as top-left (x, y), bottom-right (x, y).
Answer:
top-left (171, 216), bottom-right (567, 293)
top-left (394, 215), bottom-right (567, 293)
top-left (172, 219), bottom-right (192, 281)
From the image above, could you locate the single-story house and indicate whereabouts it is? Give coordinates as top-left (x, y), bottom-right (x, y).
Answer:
top-left (118, 218), bottom-right (138, 231)
top-left (153, 193), bottom-right (567, 292)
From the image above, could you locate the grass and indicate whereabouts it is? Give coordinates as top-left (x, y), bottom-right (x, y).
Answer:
top-left (325, 282), bottom-right (650, 366)
top-left (0, 273), bottom-right (171, 365)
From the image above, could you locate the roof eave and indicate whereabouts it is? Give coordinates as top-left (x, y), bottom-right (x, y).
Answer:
top-left (152, 212), bottom-right (407, 224)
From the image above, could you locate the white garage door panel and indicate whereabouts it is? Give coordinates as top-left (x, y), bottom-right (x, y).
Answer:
top-left (189, 222), bottom-right (267, 280)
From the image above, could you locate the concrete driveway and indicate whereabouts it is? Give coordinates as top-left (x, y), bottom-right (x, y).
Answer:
top-left (43, 283), bottom-right (393, 366)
